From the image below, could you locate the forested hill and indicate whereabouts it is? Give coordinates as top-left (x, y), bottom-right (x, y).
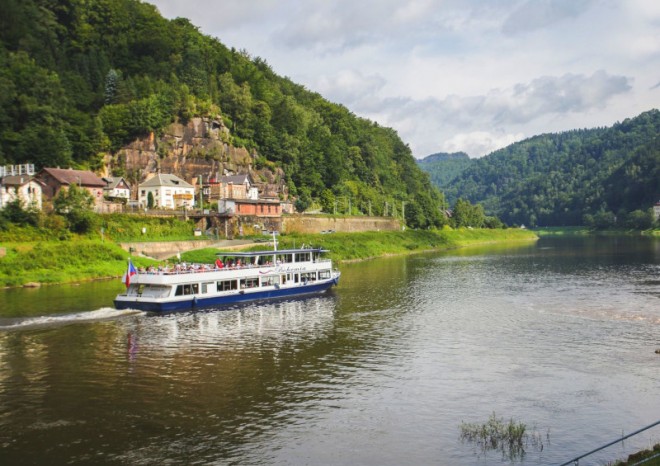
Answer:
top-left (441, 109), bottom-right (660, 227)
top-left (0, 0), bottom-right (445, 228)
top-left (416, 152), bottom-right (471, 189)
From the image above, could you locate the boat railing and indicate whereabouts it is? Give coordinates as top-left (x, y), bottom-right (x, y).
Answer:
top-left (137, 260), bottom-right (331, 277)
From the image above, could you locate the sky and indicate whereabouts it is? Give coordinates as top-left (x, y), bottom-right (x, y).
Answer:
top-left (148, 0), bottom-right (660, 158)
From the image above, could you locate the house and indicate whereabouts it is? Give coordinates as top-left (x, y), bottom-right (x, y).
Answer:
top-left (654, 200), bottom-right (660, 221)
top-left (0, 175), bottom-right (43, 210)
top-left (103, 176), bottom-right (131, 200)
top-left (36, 168), bottom-right (107, 212)
top-left (218, 198), bottom-right (282, 217)
top-left (139, 174), bottom-right (195, 209)
top-left (218, 174), bottom-right (258, 200)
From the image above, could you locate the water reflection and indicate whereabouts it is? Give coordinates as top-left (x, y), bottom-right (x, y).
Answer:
top-left (0, 237), bottom-right (659, 465)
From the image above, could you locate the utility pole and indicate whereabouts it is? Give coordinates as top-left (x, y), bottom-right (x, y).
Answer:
top-left (198, 175), bottom-right (203, 210)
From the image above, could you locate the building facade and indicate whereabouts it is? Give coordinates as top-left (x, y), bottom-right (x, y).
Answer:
top-left (103, 176), bottom-right (131, 200)
top-left (218, 198), bottom-right (282, 217)
top-left (36, 168), bottom-right (107, 212)
top-left (0, 175), bottom-right (43, 210)
top-left (139, 174), bottom-right (195, 209)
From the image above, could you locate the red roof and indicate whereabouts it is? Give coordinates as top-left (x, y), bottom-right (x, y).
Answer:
top-left (39, 168), bottom-right (106, 187)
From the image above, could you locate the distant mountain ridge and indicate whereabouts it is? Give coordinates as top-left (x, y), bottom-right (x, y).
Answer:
top-left (439, 109), bottom-right (660, 227)
top-left (416, 152), bottom-right (472, 189)
top-left (418, 152), bottom-right (470, 163)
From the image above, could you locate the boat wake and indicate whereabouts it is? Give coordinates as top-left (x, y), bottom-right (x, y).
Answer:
top-left (0, 308), bottom-right (145, 331)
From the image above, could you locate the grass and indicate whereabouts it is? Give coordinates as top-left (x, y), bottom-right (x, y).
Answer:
top-left (0, 221), bottom-right (537, 287)
top-left (533, 226), bottom-right (660, 237)
top-left (0, 239), bottom-right (156, 287)
top-left (612, 444), bottom-right (660, 465)
top-left (459, 413), bottom-right (546, 461)
top-left (178, 228), bottom-right (538, 264)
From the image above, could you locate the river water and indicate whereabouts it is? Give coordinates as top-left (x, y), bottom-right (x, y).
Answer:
top-left (0, 236), bottom-right (658, 465)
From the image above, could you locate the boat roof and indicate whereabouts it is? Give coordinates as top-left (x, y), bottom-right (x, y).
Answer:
top-left (215, 248), bottom-right (329, 257)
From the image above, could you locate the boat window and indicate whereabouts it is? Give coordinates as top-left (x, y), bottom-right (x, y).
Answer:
top-left (217, 280), bottom-right (238, 291)
top-left (240, 277), bottom-right (258, 289)
top-left (257, 255), bottom-right (275, 266)
top-left (295, 252), bottom-right (311, 262)
top-left (276, 254), bottom-right (293, 263)
top-left (260, 275), bottom-right (280, 287)
top-left (301, 272), bottom-right (317, 282)
top-left (201, 282), bottom-right (214, 294)
top-left (319, 270), bottom-right (331, 280)
top-left (175, 284), bottom-right (194, 295)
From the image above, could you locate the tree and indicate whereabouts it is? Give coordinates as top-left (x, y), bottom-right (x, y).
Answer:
top-left (451, 198), bottom-right (486, 228)
top-left (0, 198), bottom-right (40, 227)
top-left (53, 184), bottom-right (96, 233)
top-left (147, 191), bottom-right (154, 209)
top-left (104, 69), bottom-right (120, 105)
top-left (294, 187), bottom-right (312, 213)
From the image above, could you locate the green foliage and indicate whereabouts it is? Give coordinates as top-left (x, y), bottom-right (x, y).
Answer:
top-left (0, 0), bottom-right (447, 229)
top-left (0, 199), bottom-right (40, 228)
top-left (0, 239), bottom-right (143, 287)
top-left (451, 198), bottom-right (487, 228)
top-left (442, 110), bottom-right (660, 228)
top-left (417, 152), bottom-right (472, 188)
top-left (53, 184), bottom-right (96, 233)
top-left (100, 213), bottom-right (197, 241)
top-left (177, 229), bottom-right (537, 265)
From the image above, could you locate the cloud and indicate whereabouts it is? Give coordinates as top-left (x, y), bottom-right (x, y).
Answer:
top-left (441, 131), bottom-right (526, 157)
top-left (502, 0), bottom-right (593, 35)
top-left (148, 0), bottom-right (659, 159)
top-left (348, 70), bottom-right (632, 157)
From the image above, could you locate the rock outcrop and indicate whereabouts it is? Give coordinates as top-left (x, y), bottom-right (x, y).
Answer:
top-left (107, 117), bottom-right (287, 199)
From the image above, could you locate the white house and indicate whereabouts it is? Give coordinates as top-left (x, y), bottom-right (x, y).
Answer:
top-left (0, 175), bottom-right (43, 210)
top-left (139, 174), bottom-right (195, 209)
top-left (103, 176), bottom-right (131, 200)
top-left (654, 201), bottom-right (660, 221)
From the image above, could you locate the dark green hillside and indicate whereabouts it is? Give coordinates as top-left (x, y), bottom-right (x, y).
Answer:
top-left (443, 110), bottom-right (660, 227)
top-left (0, 0), bottom-right (446, 228)
top-left (417, 152), bottom-right (471, 188)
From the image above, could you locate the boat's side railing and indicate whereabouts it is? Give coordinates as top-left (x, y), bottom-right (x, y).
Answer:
top-left (137, 260), bottom-right (332, 276)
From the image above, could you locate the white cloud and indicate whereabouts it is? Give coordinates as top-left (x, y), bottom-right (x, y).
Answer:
top-left (149, 0), bottom-right (660, 159)
top-left (442, 131), bottom-right (526, 157)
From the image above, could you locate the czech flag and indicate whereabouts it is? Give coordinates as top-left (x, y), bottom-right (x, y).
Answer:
top-left (123, 259), bottom-right (137, 288)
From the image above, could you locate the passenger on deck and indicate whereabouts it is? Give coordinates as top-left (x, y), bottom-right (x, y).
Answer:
top-left (215, 258), bottom-right (224, 269)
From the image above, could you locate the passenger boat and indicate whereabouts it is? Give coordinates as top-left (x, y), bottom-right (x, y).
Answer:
top-left (114, 245), bottom-right (341, 312)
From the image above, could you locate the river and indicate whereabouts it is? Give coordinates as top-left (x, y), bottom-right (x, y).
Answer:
top-left (0, 236), bottom-right (658, 465)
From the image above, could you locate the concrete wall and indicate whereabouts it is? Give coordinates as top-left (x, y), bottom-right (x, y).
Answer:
top-left (282, 215), bottom-right (400, 234)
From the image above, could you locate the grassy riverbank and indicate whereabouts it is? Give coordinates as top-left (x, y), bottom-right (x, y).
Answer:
top-left (181, 228), bottom-right (538, 264)
top-left (0, 226), bottom-right (536, 288)
top-left (534, 226), bottom-right (660, 236)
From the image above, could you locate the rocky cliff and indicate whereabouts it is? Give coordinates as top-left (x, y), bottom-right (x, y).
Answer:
top-left (106, 117), bottom-right (287, 199)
